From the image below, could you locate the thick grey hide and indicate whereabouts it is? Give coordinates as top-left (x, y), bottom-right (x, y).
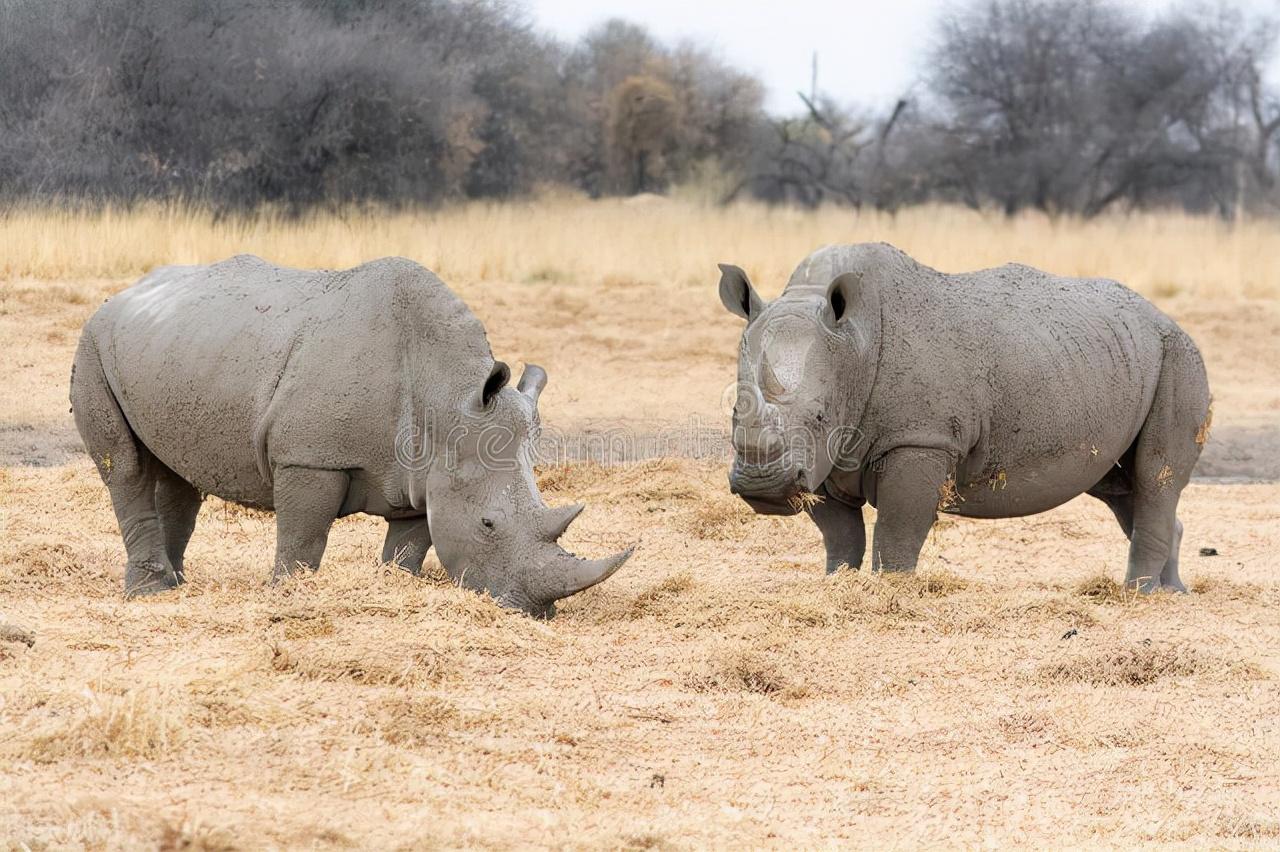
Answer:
top-left (720, 243), bottom-right (1212, 591)
top-left (70, 255), bottom-right (630, 615)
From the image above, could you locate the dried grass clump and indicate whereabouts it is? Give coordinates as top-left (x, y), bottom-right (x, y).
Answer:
top-left (21, 687), bottom-right (189, 762)
top-left (1037, 642), bottom-right (1265, 687)
top-left (1074, 573), bottom-right (1138, 604)
top-left (684, 643), bottom-right (805, 698)
top-left (936, 475), bottom-right (962, 511)
top-left (996, 712), bottom-right (1051, 740)
top-left (536, 462), bottom-right (608, 494)
top-left (771, 568), bottom-right (972, 628)
top-left (268, 608), bottom-right (336, 640)
top-left (2, 281), bottom-right (92, 308)
top-left (617, 459), bottom-right (705, 502)
top-left (377, 695), bottom-right (460, 747)
top-left (905, 569), bottom-right (971, 596)
top-left (833, 568), bottom-right (969, 605)
top-left (187, 673), bottom-right (296, 729)
top-left (808, 572), bottom-right (914, 621)
top-left (679, 497), bottom-right (758, 541)
top-left (157, 819), bottom-right (240, 852)
top-left (620, 572), bottom-right (697, 620)
top-left (616, 833), bottom-right (679, 852)
top-left (1000, 595), bottom-right (1099, 627)
top-left (1217, 815), bottom-right (1280, 839)
top-left (1189, 576), bottom-right (1270, 602)
top-left (0, 540), bottom-right (114, 594)
top-left (787, 490), bottom-right (823, 512)
top-left (1195, 402), bottom-right (1214, 447)
top-left (0, 620), bottom-right (36, 647)
top-left (271, 640), bottom-right (458, 687)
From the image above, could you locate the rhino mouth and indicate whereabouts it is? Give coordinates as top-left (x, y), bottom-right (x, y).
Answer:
top-left (728, 460), bottom-right (805, 515)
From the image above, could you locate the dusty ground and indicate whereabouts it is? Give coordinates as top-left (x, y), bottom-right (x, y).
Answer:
top-left (1, 206), bottom-right (1279, 847)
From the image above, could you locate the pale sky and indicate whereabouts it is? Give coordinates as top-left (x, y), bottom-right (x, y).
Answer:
top-left (528, 0), bottom-right (1280, 114)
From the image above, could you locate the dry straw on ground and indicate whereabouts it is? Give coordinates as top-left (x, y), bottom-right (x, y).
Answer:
top-left (1, 199), bottom-right (1278, 846)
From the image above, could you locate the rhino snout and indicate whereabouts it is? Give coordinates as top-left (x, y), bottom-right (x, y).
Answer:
top-left (729, 459), bottom-right (806, 515)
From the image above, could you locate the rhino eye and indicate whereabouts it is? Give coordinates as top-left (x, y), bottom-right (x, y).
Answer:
top-left (481, 518), bottom-right (495, 529)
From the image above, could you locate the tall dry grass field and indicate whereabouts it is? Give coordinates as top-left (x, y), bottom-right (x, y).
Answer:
top-left (1, 199), bottom-right (1278, 847)
top-left (4, 198), bottom-right (1279, 298)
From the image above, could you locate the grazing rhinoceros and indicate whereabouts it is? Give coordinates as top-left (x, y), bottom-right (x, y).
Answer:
top-left (70, 255), bottom-right (631, 616)
top-left (718, 243), bottom-right (1212, 592)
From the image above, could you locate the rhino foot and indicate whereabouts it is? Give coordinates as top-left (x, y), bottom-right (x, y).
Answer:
top-left (1128, 576), bottom-right (1188, 595)
top-left (124, 560), bottom-right (182, 598)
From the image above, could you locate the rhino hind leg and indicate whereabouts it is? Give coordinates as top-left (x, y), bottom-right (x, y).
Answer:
top-left (271, 466), bottom-right (349, 581)
top-left (1090, 486), bottom-right (1187, 593)
top-left (1101, 335), bottom-right (1208, 593)
top-left (70, 337), bottom-right (180, 598)
top-left (805, 489), bottom-right (866, 573)
top-left (382, 517), bottom-right (432, 576)
top-left (155, 465), bottom-right (202, 583)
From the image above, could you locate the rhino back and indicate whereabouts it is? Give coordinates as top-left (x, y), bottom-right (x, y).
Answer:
top-left (88, 255), bottom-right (488, 507)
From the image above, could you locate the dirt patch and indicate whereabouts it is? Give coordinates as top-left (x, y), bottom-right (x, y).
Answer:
top-left (0, 422), bottom-right (83, 467)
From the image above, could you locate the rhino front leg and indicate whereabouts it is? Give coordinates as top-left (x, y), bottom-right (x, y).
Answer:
top-left (806, 489), bottom-right (866, 573)
top-left (271, 466), bottom-right (349, 581)
top-left (869, 448), bottom-right (950, 572)
top-left (381, 517), bottom-right (432, 576)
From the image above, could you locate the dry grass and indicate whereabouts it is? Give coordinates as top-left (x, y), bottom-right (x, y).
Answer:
top-left (2, 199), bottom-right (1280, 299)
top-left (2, 460), bottom-right (1278, 849)
top-left (17, 686), bottom-right (190, 762)
top-left (683, 641), bottom-right (804, 698)
top-left (1037, 640), bottom-right (1266, 686)
top-left (2, 201), bottom-right (1279, 846)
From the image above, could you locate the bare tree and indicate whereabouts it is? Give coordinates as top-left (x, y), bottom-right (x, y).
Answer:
top-left (924, 0), bottom-right (1280, 217)
top-left (0, 0), bottom-right (1275, 214)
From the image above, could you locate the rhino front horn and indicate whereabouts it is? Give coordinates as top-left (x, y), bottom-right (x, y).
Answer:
top-left (534, 543), bottom-right (635, 601)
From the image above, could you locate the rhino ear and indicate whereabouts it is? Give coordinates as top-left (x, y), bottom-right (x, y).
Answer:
top-left (826, 271), bottom-right (878, 349)
top-left (718, 263), bottom-right (763, 320)
top-left (827, 271), bottom-right (867, 323)
top-left (481, 360), bottom-right (510, 408)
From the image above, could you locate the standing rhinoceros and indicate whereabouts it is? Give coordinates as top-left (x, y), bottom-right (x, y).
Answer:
top-left (70, 255), bottom-right (630, 616)
top-left (718, 243), bottom-right (1212, 592)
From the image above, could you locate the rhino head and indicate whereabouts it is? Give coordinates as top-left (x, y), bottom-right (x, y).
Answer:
top-left (717, 251), bottom-right (881, 515)
top-left (422, 362), bottom-right (632, 618)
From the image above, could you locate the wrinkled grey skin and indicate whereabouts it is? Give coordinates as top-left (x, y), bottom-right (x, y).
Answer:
top-left (719, 243), bottom-right (1212, 592)
top-left (70, 255), bottom-right (631, 616)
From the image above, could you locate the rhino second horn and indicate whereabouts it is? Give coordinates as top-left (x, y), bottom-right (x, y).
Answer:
top-left (543, 503), bottom-right (585, 541)
top-left (534, 543), bottom-right (635, 601)
top-left (518, 363), bottom-right (548, 405)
